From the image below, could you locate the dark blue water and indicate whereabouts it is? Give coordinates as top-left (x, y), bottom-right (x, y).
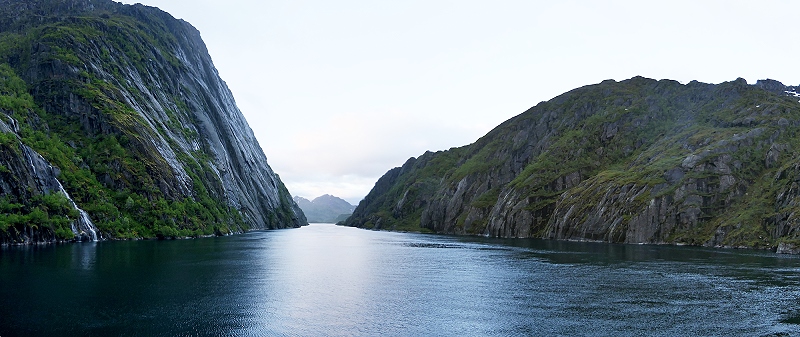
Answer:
top-left (1, 223), bottom-right (799, 336)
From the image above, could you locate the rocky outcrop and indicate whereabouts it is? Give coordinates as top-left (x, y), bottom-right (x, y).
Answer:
top-left (344, 76), bottom-right (800, 252)
top-left (0, 0), bottom-right (305, 243)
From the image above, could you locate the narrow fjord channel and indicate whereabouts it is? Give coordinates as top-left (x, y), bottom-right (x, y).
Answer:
top-left (2, 223), bottom-right (799, 336)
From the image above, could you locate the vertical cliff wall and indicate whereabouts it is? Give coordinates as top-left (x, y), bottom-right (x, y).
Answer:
top-left (0, 0), bottom-right (306, 243)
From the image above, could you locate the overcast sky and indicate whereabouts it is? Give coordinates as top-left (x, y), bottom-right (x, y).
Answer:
top-left (119, 0), bottom-right (800, 205)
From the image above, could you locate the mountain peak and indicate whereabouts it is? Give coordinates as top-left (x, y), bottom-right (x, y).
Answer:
top-left (295, 194), bottom-right (355, 223)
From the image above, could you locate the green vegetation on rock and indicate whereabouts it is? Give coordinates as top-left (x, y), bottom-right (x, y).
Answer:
top-left (0, 0), bottom-right (305, 244)
top-left (344, 76), bottom-right (800, 252)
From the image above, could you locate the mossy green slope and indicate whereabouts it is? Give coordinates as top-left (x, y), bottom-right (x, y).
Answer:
top-left (344, 77), bottom-right (800, 252)
top-left (0, 0), bottom-right (306, 243)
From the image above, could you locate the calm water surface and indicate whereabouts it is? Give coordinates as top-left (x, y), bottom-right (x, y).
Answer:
top-left (1, 223), bottom-right (799, 336)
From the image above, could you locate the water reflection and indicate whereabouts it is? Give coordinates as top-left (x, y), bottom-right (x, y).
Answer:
top-left (70, 242), bottom-right (97, 270)
top-left (270, 225), bottom-right (375, 334)
top-left (1, 224), bottom-right (799, 336)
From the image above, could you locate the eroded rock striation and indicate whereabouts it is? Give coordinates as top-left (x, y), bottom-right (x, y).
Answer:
top-left (0, 0), bottom-right (306, 244)
top-left (345, 77), bottom-right (800, 253)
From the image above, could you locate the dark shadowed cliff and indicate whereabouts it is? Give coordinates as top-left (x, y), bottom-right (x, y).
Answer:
top-left (344, 77), bottom-right (800, 253)
top-left (0, 0), bottom-right (306, 243)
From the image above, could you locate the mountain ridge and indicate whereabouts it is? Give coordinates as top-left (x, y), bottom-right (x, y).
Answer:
top-left (294, 194), bottom-right (355, 223)
top-left (344, 76), bottom-right (800, 253)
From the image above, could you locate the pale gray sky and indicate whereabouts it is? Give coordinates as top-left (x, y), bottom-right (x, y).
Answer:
top-left (119, 0), bottom-right (800, 204)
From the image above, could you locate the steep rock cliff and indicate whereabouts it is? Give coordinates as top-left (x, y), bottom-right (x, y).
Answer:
top-left (345, 77), bottom-right (800, 252)
top-left (0, 0), bottom-right (306, 243)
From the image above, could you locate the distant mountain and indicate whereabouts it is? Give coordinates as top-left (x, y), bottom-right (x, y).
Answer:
top-left (294, 195), bottom-right (355, 223)
top-left (343, 76), bottom-right (800, 254)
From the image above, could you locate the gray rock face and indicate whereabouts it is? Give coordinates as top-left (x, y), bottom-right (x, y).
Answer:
top-left (0, 0), bottom-right (305, 243)
top-left (777, 242), bottom-right (800, 254)
top-left (345, 76), bottom-right (800, 253)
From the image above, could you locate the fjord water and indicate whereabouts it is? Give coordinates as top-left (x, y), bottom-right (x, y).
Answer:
top-left (1, 224), bottom-right (799, 336)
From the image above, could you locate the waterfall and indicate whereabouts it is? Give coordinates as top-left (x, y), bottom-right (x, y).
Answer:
top-left (23, 146), bottom-right (100, 242)
top-left (55, 178), bottom-right (99, 242)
